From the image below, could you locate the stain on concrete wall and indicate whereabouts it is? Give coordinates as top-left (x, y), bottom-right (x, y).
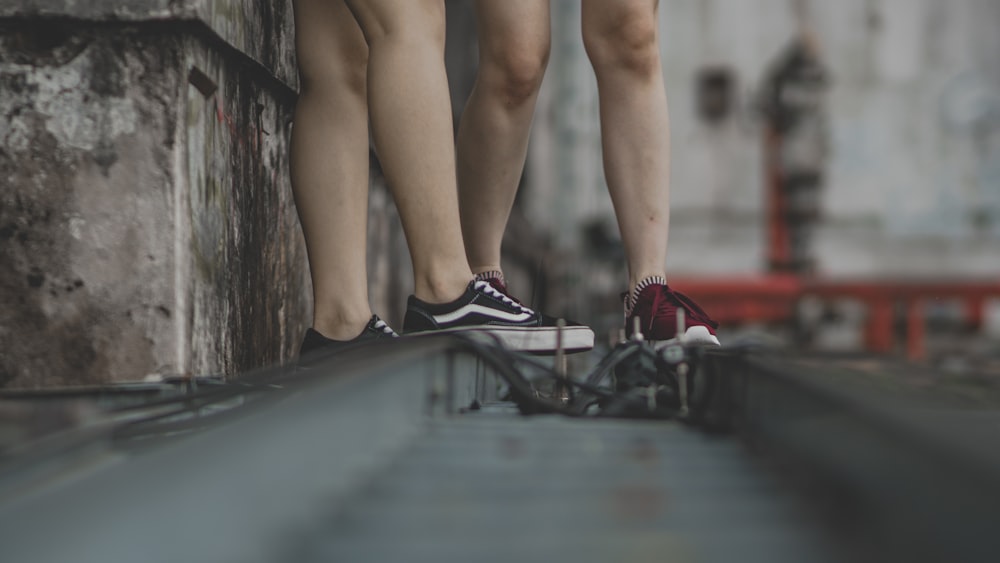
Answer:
top-left (197, 0), bottom-right (297, 89)
top-left (181, 33), bottom-right (307, 379)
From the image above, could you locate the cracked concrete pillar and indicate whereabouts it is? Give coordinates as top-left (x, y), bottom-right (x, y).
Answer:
top-left (1, 1), bottom-right (310, 387)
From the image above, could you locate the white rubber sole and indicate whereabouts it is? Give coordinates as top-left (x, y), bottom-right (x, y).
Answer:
top-left (649, 325), bottom-right (721, 348)
top-left (418, 325), bottom-right (595, 353)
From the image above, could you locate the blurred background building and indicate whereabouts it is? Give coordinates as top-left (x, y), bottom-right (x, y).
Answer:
top-left (531, 0), bottom-right (1000, 274)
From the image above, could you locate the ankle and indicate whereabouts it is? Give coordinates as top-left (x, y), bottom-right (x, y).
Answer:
top-left (414, 273), bottom-right (472, 305)
top-left (469, 261), bottom-right (503, 275)
top-left (473, 268), bottom-right (505, 284)
top-left (628, 272), bottom-right (666, 294)
top-left (312, 307), bottom-right (372, 341)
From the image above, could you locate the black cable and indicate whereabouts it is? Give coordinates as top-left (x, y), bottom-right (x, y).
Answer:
top-left (443, 333), bottom-right (705, 420)
top-left (446, 333), bottom-right (578, 416)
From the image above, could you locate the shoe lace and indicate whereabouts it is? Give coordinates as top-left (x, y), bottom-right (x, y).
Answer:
top-left (646, 284), bottom-right (719, 330)
top-left (475, 280), bottom-right (531, 312)
top-left (475, 271), bottom-right (525, 306)
top-left (372, 318), bottom-right (398, 337)
top-left (648, 284), bottom-right (719, 333)
top-left (485, 278), bottom-right (525, 306)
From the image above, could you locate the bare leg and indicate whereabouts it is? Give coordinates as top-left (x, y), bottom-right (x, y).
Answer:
top-left (582, 0), bottom-right (670, 292)
top-left (457, 0), bottom-right (551, 274)
top-left (345, 0), bottom-right (473, 303)
top-left (290, 0), bottom-right (372, 340)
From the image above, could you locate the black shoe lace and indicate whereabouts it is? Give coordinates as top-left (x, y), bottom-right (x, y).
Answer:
top-left (485, 278), bottom-right (525, 306)
top-left (475, 280), bottom-right (531, 312)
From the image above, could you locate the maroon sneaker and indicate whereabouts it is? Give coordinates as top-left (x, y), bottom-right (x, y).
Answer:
top-left (474, 271), bottom-right (594, 352)
top-left (624, 276), bottom-right (720, 346)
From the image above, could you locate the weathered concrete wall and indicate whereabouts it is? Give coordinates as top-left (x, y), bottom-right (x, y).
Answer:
top-left (2, 23), bottom-right (183, 387)
top-left (529, 0), bottom-right (1000, 277)
top-left (0, 15), bottom-right (307, 388)
top-left (181, 28), bottom-right (307, 379)
top-left (0, 0), bottom-right (297, 87)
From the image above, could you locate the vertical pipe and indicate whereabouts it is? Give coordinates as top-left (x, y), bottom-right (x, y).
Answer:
top-left (554, 318), bottom-right (567, 403)
top-left (907, 299), bottom-right (926, 362)
top-left (765, 126), bottom-right (790, 272)
top-left (866, 299), bottom-right (894, 354)
top-left (965, 297), bottom-right (985, 331)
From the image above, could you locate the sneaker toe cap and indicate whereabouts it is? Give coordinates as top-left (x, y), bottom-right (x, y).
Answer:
top-left (684, 325), bottom-right (720, 346)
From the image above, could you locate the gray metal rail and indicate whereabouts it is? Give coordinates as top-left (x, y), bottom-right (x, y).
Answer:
top-left (1, 340), bottom-right (997, 562)
top-left (0, 339), bottom-right (838, 563)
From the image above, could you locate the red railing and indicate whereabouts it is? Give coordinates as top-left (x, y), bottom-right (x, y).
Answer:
top-left (671, 275), bottom-right (1000, 361)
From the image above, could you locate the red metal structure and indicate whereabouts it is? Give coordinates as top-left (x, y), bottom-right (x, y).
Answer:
top-left (671, 276), bottom-right (999, 361)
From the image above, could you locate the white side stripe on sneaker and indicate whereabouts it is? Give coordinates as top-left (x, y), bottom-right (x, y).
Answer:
top-left (434, 303), bottom-right (533, 324)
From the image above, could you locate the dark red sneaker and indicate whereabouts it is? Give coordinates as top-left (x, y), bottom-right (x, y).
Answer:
top-left (624, 276), bottom-right (720, 346)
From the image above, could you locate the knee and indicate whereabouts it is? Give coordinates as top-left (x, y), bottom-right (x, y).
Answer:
top-left (352, 0), bottom-right (446, 51)
top-left (583, 9), bottom-right (660, 79)
top-left (481, 43), bottom-right (549, 105)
